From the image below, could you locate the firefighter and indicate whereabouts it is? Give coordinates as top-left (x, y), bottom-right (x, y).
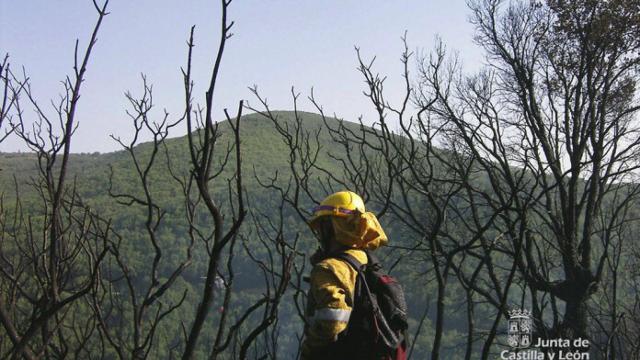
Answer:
top-left (301, 190), bottom-right (388, 359)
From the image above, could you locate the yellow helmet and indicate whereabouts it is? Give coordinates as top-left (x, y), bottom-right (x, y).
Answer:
top-left (308, 191), bottom-right (365, 227)
top-left (308, 190), bottom-right (388, 250)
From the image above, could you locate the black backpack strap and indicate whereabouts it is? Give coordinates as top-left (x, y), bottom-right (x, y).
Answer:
top-left (337, 250), bottom-right (384, 272)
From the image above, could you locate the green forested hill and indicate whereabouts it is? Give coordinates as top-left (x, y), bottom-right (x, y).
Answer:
top-left (1, 111), bottom-right (452, 358)
top-left (1, 111), bottom-right (347, 204)
top-left (0, 110), bottom-right (357, 287)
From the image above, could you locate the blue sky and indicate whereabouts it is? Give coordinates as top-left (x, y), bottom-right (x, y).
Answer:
top-left (1, 1), bottom-right (482, 152)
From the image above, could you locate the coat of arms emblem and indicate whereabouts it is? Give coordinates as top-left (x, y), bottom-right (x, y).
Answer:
top-left (507, 308), bottom-right (533, 348)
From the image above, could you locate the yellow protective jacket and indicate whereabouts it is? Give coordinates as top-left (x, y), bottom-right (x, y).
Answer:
top-left (301, 248), bottom-right (367, 359)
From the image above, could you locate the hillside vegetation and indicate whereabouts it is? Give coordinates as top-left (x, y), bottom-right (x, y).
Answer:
top-left (1, 111), bottom-right (459, 358)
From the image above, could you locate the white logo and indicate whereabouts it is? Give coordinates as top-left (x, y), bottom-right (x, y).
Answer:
top-left (507, 308), bottom-right (533, 349)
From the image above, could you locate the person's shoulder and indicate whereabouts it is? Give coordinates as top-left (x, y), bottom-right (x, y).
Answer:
top-left (314, 257), bottom-right (347, 273)
top-left (343, 248), bottom-right (368, 265)
top-left (311, 252), bottom-right (361, 288)
top-left (314, 248), bottom-right (367, 273)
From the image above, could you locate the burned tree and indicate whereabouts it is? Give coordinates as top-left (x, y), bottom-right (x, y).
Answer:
top-left (100, 1), bottom-right (295, 359)
top-left (1, 0), bottom-right (297, 358)
top-left (0, 1), bottom-right (111, 358)
top-left (419, 0), bottom-right (640, 343)
top-left (0, 55), bottom-right (18, 143)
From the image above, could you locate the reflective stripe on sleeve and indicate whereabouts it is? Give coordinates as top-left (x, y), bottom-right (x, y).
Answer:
top-left (313, 308), bottom-right (352, 322)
